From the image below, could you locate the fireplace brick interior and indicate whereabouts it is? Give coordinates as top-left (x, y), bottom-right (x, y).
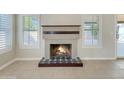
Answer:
top-left (50, 44), bottom-right (72, 58)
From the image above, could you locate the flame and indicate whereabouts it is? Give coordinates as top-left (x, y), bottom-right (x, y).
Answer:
top-left (58, 46), bottom-right (65, 53)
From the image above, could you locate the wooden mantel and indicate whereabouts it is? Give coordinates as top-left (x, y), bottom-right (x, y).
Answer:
top-left (41, 25), bottom-right (81, 27)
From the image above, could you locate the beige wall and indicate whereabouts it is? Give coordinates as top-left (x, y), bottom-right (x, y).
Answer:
top-left (78, 14), bottom-right (116, 59)
top-left (41, 14), bottom-right (81, 25)
top-left (0, 14), bottom-right (116, 62)
top-left (0, 15), bottom-right (16, 66)
top-left (41, 14), bottom-right (116, 59)
top-left (15, 15), bottom-right (44, 58)
top-left (117, 15), bottom-right (124, 21)
top-left (0, 14), bottom-right (117, 68)
top-left (16, 14), bottom-right (81, 58)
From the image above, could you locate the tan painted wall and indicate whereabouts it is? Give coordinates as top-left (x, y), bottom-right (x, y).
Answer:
top-left (15, 14), bottom-right (116, 59)
top-left (0, 14), bottom-right (117, 67)
top-left (78, 14), bottom-right (116, 59)
top-left (117, 15), bottom-right (124, 21)
top-left (41, 14), bottom-right (81, 25)
top-left (15, 15), bottom-right (44, 58)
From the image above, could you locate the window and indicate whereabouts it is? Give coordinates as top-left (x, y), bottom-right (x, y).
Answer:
top-left (117, 23), bottom-right (124, 43)
top-left (22, 15), bottom-right (39, 48)
top-left (0, 14), bottom-right (12, 54)
top-left (82, 15), bottom-right (102, 47)
top-left (117, 22), bottom-right (124, 57)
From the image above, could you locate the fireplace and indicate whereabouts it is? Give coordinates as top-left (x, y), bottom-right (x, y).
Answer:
top-left (50, 44), bottom-right (72, 58)
top-left (45, 39), bottom-right (77, 58)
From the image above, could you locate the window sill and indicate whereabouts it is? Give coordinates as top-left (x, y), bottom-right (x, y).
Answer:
top-left (19, 47), bottom-right (40, 49)
top-left (0, 48), bottom-right (12, 55)
top-left (20, 48), bottom-right (40, 50)
top-left (82, 46), bottom-right (102, 48)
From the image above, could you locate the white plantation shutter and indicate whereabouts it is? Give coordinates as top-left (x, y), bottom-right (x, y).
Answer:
top-left (23, 16), bottom-right (39, 48)
top-left (82, 15), bottom-right (102, 47)
top-left (0, 14), bottom-right (11, 52)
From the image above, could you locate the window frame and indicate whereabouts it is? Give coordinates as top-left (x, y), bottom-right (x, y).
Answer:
top-left (0, 14), bottom-right (13, 55)
top-left (20, 14), bottom-right (40, 49)
top-left (82, 15), bottom-right (102, 48)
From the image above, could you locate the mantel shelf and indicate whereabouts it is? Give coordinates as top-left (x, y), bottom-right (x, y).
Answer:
top-left (41, 25), bottom-right (81, 27)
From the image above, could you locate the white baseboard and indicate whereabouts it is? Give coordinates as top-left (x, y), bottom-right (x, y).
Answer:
top-left (117, 57), bottom-right (124, 59)
top-left (81, 57), bottom-right (117, 60)
top-left (15, 58), bottom-right (41, 61)
top-left (0, 59), bottom-right (16, 71)
top-left (0, 58), bottom-right (41, 71)
top-left (0, 57), bottom-right (117, 70)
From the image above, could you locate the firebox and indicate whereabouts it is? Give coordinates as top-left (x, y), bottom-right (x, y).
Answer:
top-left (50, 44), bottom-right (72, 57)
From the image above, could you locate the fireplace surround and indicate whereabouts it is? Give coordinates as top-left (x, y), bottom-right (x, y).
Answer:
top-left (42, 25), bottom-right (80, 58)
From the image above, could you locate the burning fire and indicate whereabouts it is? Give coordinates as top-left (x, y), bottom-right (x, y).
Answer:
top-left (58, 46), bottom-right (66, 53)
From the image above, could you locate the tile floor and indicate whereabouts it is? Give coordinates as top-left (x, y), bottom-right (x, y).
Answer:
top-left (0, 60), bottom-right (124, 79)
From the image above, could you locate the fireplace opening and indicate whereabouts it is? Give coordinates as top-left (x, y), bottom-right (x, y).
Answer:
top-left (50, 44), bottom-right (72, 58)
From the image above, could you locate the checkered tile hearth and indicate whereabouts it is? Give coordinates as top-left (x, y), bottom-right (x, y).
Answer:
top-left (38, 56), bottom-right (83, 67)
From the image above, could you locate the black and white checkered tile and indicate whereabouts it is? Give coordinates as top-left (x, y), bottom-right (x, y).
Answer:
top-left (40, 57), bottom-right (82, 64)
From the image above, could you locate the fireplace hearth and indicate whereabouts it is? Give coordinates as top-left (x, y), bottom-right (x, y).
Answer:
top-left (50, 44), bottom-right (72, 58)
